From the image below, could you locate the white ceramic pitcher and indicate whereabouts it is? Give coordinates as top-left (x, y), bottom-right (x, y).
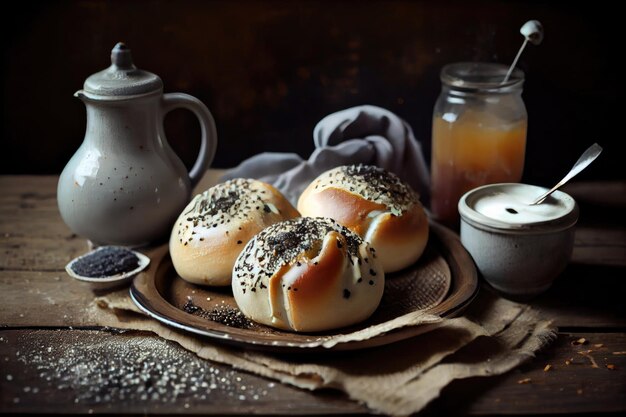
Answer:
top-left (58, 43), bottom-right (218, 246)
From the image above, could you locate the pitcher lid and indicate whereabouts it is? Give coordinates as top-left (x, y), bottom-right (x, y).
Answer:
top-left (83, 42), bottom-right (163, 97)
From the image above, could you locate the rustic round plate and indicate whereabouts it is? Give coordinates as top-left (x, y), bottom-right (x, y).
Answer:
top-left (130, 222), bottom-right (478, 352)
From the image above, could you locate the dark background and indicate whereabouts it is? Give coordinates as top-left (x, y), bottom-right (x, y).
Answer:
top-left (2, 0), bottom-right (623, 187)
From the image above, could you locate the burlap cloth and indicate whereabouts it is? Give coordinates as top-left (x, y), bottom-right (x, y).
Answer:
top-left (90, 286), bottom-right (555, 416)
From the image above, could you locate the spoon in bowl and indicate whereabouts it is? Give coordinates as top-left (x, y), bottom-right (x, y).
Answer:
top-left (530, 143), bottom-right (603, 205)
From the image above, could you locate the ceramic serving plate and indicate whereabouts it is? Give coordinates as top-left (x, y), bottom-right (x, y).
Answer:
top-left (130, 222), bottom-right (478, 352)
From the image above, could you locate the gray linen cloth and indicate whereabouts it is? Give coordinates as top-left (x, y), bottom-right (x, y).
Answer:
top-left (222, 105), bottom-right (430, 206)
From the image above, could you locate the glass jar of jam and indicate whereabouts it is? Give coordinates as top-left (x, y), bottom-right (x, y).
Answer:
top-left (430, 62), bottom-right (527, 228)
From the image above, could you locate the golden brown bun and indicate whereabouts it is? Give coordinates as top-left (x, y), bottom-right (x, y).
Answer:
top-left (232, 217), bottom-right (384, 332)
top-left (297, 165), bottom-right (428, 272)
top-left (170, 178), bottom-right (299, 286)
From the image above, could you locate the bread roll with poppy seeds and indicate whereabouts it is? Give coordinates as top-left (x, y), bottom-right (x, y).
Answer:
top-left (297, 164), bottom-right (429, 273)
top-left (170, 178), bottom-right (299, 286)
top-left (232, 217), bottom-right (384, 332)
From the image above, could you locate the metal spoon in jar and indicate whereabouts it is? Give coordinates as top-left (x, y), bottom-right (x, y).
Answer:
top-left (530, 143), bottom-right (603, 205)
top-left (502, 20), bottom-right (544, 84)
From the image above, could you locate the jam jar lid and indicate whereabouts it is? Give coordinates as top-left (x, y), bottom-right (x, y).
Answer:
top-left (458, 183), bottom-right (579, 233)
top-left (82, 42), bottom-right (163, 98)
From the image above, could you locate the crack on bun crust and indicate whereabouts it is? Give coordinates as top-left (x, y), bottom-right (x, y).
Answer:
top-left (232, 217), bottom-right (385, 332)
top-left (297, 165), bottom-right (429, 273)
top-left (234, 217), bottom-right (365, 292)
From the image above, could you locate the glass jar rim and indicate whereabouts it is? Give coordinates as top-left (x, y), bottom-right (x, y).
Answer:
top-left (441, 62), bottom-right (524, 92)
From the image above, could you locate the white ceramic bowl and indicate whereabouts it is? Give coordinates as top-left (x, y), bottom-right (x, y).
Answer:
top-left (458, 183), bottom-right (578, 297)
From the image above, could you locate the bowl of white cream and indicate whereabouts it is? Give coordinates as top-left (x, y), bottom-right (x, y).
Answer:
top-left (458, 183), bottom-right (579, 297)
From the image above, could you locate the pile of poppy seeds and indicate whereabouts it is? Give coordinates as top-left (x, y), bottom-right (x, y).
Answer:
top-left (70, 247), bottom-right (139, 278)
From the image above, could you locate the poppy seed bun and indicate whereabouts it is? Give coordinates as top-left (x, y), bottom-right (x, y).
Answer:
top-left (297, 164), bottom-right (429, 273)
top-left (170, 178), bottom-right (299, 286)
top-left (232, 217), bottom-right (384, 332)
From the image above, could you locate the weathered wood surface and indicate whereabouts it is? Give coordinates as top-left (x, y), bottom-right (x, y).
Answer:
top-left (437, 332), bottom-right (626, 415)
top-left (0, 329), bottom-right (367, 415)
top-left (0, 173), bottom-right (625, 415)
top-left (1, 330), bottom-right (623, 415)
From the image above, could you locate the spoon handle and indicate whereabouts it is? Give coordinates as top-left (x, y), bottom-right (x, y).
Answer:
top-left (531, 143), bottom-right (603, 205)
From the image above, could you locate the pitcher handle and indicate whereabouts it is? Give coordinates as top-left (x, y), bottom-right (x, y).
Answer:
top-left (161, 93), bottom-right (218, 187)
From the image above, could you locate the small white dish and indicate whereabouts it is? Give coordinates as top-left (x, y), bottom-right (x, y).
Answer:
top-left (458, 183), bottom-right (578, 297)
top-left (66, 246), bottom-right (150, 291)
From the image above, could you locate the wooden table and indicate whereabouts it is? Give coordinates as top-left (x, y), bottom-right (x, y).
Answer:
top-left (1, 172), bottom-right (625, 415)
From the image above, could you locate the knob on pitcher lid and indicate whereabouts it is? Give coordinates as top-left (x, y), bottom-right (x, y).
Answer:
top-left (82, 42), bottom-right (163, 97)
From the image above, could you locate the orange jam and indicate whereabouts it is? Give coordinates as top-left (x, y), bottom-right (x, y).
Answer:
top-left (431, 110), bottom-right (527, 227)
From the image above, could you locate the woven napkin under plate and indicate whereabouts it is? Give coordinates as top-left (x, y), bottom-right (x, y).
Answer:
top-left (90, 287), bottom-right (555, 415)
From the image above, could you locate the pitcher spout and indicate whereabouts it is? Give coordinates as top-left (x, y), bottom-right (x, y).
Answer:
top-left (74, 90), bottom-right (86, 100)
